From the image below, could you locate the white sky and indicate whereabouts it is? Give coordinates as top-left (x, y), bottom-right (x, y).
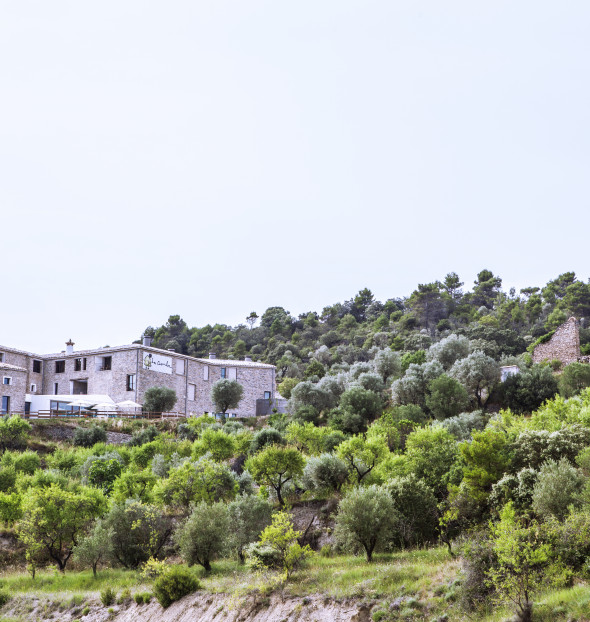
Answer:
top-left (2, 1), bottom-right (590, 353)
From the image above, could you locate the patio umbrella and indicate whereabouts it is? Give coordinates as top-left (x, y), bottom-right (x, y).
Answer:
top-left (115, 400), bottom-right (142, 409)
top-left (91, 402), bottom-right (118, 411)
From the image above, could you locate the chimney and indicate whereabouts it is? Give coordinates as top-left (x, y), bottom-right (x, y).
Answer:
top-left (209, 352), bottom-right (216, 360)
top-left (244, 356), bottom-right (252, 362)
top-left (66, 339), bottom-right (75, 355)
top-left (142, 334), bottom-right (153, 347)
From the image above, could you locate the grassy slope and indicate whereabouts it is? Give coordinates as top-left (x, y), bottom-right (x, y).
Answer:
top-left (1, 548), bottom-right (589, 621)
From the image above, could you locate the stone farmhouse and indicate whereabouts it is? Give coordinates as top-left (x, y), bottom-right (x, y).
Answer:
top-left (0, 336), bottom-right (278, 418)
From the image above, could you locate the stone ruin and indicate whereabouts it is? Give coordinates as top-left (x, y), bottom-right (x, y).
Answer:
top-left (532, 317), bottom-right (589, 366)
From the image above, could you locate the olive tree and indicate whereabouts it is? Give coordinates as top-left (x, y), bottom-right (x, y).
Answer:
top-left (143, 387), bottom-right (177, 413)
top-left (449, 351), bottom-right (500, 409)
top-left (175, 501), bottom-right (230, 572)
top-left (211, 379), bottom-right (244, 415)
top-left (245, 446), bottom-right (304, 507)
top-left (227, 494), bottom-right (273, 563)
top-left (334, 485), bottom-right (398, 562)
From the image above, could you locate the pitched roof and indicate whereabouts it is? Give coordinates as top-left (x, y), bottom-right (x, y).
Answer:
top-left (0, 362), bottom-right (27, 372)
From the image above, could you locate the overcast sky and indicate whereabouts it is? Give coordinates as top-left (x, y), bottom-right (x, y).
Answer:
top-left (2, 1), bottom-right (589, 354)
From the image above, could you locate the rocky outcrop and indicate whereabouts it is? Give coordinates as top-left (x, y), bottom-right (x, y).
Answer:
top-left (3, 592), bottom-right (376, 622)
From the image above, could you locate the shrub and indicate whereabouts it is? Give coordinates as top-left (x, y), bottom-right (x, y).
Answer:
top-left (302, 454), bottom-right (348, 493)
top-left (559, 362), bottom-right (590, 398)
top-left (440, 411), bottom-right (486, 441)
top-left (501, 365), bottom-right (558, 413)
top-left (532, 458), bottom-right (584, 520)
top-left (100, 587), bottom-right (116, 607)
top-left (129, 426), bottom-right (159, 447)
top-left (250, 428), bottom-right (285, 454)
top-left (153, 566), bottom-right (200, 608)
top-left (0, 415), bottom-right (31, 451)
top-left (13, 450), bottom-right (41, 474)
top-left (227, 494), bottom-right (273, 563)
top-left (0, 589), bottom-right (11, 606)
top-left (134, 592), bottom-right (152, 605)
top-left (73, 426), bottom-right (107, 448)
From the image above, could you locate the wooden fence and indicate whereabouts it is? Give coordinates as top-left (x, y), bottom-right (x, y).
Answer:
top-left (14, 411), bottom-right (186, 421)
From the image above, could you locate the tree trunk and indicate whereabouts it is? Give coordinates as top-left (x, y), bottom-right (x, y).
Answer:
top-left (203, 559), bottom-right (212, 573)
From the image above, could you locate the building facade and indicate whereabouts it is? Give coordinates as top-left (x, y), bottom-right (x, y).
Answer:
top-left (0, 339), bottom-right (277, 418)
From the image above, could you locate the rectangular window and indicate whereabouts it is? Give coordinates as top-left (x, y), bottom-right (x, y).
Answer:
top-left (221, 368), bottom-right (226, 378)
top-left (33, 360), bottom-right (42, 373)
top-left (74, 358), bottom-right (87, 372)
top-left (177, 359), bottom-right (185, 375)
top-left (54, 382), bottom-right (59, 394)
top-left (126, 374), bottom-right (136, 391)
top-left (30, 383), bottom-right (37, 392)
top-left (188, 383), bottom-right (196, 401)
top-left (55, 360), bottom-right (65, 373)
top-left (102, 356), bottom-right (112, 371)
top-left (264, 391), bottom-right (271, 400)
top-left (2, 377), bottom-right (11, 386)
top-left (203, 366), bottom-right (209, 381)
top-left (1, 396), bottom-right (9, 414)
top-left (0, 353), bottom-right (4, 363)
top-left (228, 368), bottom-right (237, 380)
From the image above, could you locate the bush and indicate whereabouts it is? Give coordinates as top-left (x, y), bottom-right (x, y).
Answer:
top-left (302, 454), bottom-right (348, 493)
top-left (559, 362), bottom-right (590, 398)
top-left (532, 458), bottom-right (584, 520)
top-left (129, 426), bottom-right (159, 447)
top-left (153, 566), bottom-right (200, 608)
top-left (73, 426), bottom-right (107, 448)
top-left (501, 365), bottom-right (558, 413)
top-left (0, 589), bottom-right (11, 607)
top-left (0, 415), bottom-right (31, 451)
top-left (12, 450), bottom-right (41, 474)
top-left (250, 428), bottom-right (284, 454)
top-left (100, 587), bottom-right (116, 607)
top-left (134, 592), bottom-right (152, 605)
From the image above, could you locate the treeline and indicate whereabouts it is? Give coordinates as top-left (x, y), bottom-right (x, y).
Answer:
top-left (142, 270), bottom-right (590, 376)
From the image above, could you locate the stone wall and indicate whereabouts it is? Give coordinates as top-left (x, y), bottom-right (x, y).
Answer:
top-left (0, 366), bottom-right (28, 413)
top-left (532, 317), bottom-right (581, 365)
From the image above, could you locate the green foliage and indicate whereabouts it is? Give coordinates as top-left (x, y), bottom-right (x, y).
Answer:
top-left (73, 519), bottom-right (114, 577)
top-left (174, 501), bottom-right (229, 572)
top-left (0, 491), bottom-right (22, 524)
top-left (154, 566), bottom-right (200, 608)
top-left (227, 494), bottom-right (273, 563)
top-left (143, 387), bottom-right (177, 413)
top-left (404, 426), bottom-right (458, 499)
top-left (559, 362), bottom-right (590, 398)
top-left (385, 475), bottom-right (438, 548)
top-left (0, 415), bottom-right (32, 451)
top-left (487, 502), bottom-right (552, 620)
top-left (459, 428), bottom-right (513, 505)
top-left (335, 485), bottom-right (398, 562)
top-left (255, 511), bottom-right (313, 578)
top-left (111, 469), bottom-right (156, 504)
top-left (88, 458), bottom-right (122, 494)
top-left (531, 459), bottom-right (584, 520)
top-left (153, 458), bottom-right (237, 510)
top-left (210, 379), bottom-right (244, 414)
top-left (73, 426), bottom-right (107, 448)
top-left (449, 351), bottom-right (500, 409)
top-left (102, 500), bottom-right (173, 569)
top-left (401, 350), bottom-right (426, 373)
top-left (100, 586), bottom-right (117, 606)
top-left (501, 365), bottom-right (558, 413)
top-left (250, 428), bottom-right (285, 454)
top-left (336, 434), bottom-right (389, 484)
top-left (128, 426), bottom-right (159, 447)
top-left (18, 483), bottom-right (106, 572)
top-left (192, 428), bottom-right (236, 462)
top-left (245, 446), bottom-right (305, 506)
top-left (302, 453), bottom-right (349, 493)
top-left (425, 374), bottom-right (470, 420)
top-left (339, 387), bottom-right (382, 424)
top-left (277, 377), bottom-right (299, 400)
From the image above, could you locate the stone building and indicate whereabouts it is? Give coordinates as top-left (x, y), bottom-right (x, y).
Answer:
top-left (532, 317), bottom-right (581, 366)
top-left (0, 337), bottom-right (277, 417)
